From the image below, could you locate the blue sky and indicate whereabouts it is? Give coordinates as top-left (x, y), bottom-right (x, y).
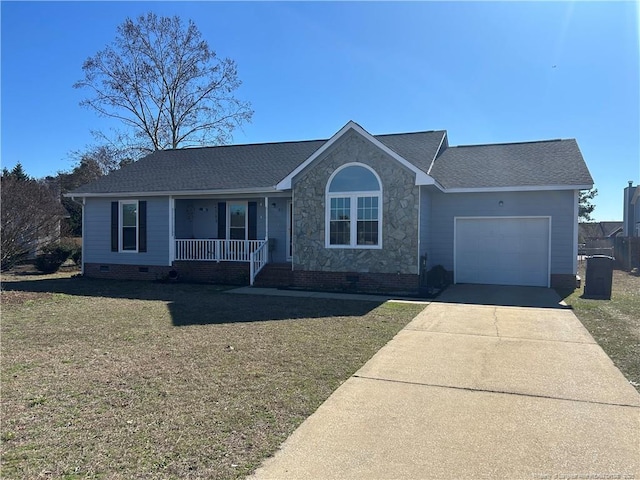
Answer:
top-left (1, 1), bottom-right (638, 221)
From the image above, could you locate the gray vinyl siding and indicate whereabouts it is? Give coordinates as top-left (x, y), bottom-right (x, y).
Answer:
top-left (424, 189), bottom-right (576, 274)
top-left (267, 197), bottom-right (290, 263)
top-left (174, 198), bottom-right (267, 239)
top-left (257, 201), bottom-right (267, 240)
top-left (174, 199), bottom-right (217, 239)
top-left (192, 200), bottom-right (217, 238)
top-left (84, 197), bottom-right (170, 266)
top-left (174, 200), bottom-right (192, 238)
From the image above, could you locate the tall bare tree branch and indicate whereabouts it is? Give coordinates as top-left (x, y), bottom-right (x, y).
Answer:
top-left (74, 13), bottom-right (253, 152)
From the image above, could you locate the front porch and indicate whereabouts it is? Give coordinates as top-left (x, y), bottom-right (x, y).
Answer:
top-left (171, 197), bottom-right (292, 285)
top-left (174, 239), bottom-right (268, 285)
top-left (175, 239), bottom-right (266, 262)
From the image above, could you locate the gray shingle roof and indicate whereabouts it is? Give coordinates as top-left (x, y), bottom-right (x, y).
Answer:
top-left (429, 139), bottom-right (593, 189)
top-left (375, 131), bottom-right (446, 172)
top-left (70, 130), bottom-right (447, 195)
top-left (71, 139), bottom-right (327, 194)
top-left (70, 129), bottom-right (593, 195)
top-left (578, 222), bottom-right (623, 242)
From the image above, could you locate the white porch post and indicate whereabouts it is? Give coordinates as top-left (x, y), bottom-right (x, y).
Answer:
top-left (264, 196), bottom-right (269, 240)
top-left (169, 196), bottom-right (175, 265)
top-left (291, 190), bottom-right (294, 271)
top-left (572, 189), bottom-right (578, 275)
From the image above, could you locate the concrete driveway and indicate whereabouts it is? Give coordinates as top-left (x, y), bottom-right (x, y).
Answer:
top-left (250, 285), bottom-right (640, 479)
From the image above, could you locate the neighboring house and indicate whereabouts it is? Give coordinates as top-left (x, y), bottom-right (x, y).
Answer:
top-left (67, 121), bottom-right (593, 294)
top-left (623, 181), bottom-right (640, 237)
top-left (578, 222), bottom-right (623, 244)
top-left (577, 221), bottom-right (622, 256)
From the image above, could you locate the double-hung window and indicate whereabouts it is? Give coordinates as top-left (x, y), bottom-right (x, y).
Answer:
top-left (326, 164), bottom-right (382, 248)
top-left (120, 200), bottom-right (138, 251)
top-left (111, 200), bottom-right (146, 253)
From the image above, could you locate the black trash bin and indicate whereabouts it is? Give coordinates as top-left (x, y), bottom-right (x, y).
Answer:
top-left (584, 255), bottom-right (614, 299)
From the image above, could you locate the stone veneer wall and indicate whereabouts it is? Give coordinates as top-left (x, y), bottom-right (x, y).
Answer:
top-left (292, 130), bottom-right (420, 275)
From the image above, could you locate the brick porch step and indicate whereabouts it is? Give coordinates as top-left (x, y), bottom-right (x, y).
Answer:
top-left (253, 263), bottom-right (293, 288)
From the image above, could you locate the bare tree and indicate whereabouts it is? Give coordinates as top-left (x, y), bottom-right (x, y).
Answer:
top-left (74, 12), bottom-right (253, 153)
top-left (68, 144), bottom-right (133, 176)
top-left (1, 172), bottom-right (65, 270)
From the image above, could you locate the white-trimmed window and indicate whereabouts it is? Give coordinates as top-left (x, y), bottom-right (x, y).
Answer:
top-left (111, 200), bottom-right (146, 253)
top-left (120, 200), bottom-right (138, 252)
top-left (227, 202), bottom-right (247, 240)
top-left (326, 163), bottom-right (382, 248)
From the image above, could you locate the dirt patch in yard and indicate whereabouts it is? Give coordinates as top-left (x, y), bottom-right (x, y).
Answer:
top-left (0, 290), bottom-right (53, 306)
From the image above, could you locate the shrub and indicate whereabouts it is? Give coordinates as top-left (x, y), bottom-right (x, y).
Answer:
top-left (70, 247), bottom-right (82, 265)
top-left (59, 238), bottom-right (82, 266)
top-left (34, 244), bottom-right (74, 274)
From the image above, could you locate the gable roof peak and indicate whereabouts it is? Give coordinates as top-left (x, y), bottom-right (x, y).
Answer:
top-left (275, 121), bottom-right (440, 190)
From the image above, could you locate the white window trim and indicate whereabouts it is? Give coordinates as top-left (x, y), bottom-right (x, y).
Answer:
top-left (324, 163), bottom-right (383, 249)
top-left (119, 200), bottom-right (139, 253)
top-left (227, 201), bottom-right (248, 241)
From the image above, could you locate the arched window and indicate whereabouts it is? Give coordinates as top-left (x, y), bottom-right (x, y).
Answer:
top-left (326, 164), bottom-right (382, 248)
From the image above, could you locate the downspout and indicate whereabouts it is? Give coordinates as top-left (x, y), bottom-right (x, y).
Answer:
top-left (169, 196), bottom-right (175, 266)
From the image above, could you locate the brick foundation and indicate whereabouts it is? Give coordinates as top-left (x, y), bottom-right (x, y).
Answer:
top-left (550, 274), bottom-right (579, 290)
top-left (84, 261), bottom-right (250, 285)
top-left (85, 261), bottom-right (578, 293)
top-left (172, 261), bottom-right (250, 285)
top-left (291, 269), bottom-right (420, 295)
top-left (84, 263), bottom-right (173, 281)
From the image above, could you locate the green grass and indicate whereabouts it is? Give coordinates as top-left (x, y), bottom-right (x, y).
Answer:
top-left (557, 266), bottom-right (640, 392)
top-left (1, 272), bottom-right (424, 479)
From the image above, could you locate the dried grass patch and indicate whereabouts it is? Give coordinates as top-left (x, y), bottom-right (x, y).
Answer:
top-left (1, 274), bottom-right (424, 479)
top-left (559, 267), bottom-right (640, 391)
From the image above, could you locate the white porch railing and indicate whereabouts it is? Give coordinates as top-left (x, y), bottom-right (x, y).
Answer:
top-left (175, 239), bottom-right (266, 263)
top-left (249, 241), bottom-right (269, 286)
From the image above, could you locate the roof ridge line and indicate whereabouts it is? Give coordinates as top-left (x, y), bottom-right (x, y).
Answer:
top-left (451, 138), bottom-right (569, 148)
top-left (375, 129), bottom-right (446, 137)
top-left (157, 130), bottom-right (447, 152)
top-left (162, 138), bottom-right (329, 152)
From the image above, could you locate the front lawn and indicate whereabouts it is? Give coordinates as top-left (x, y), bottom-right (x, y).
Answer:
top-left (558, 266), bottom-right (640, 392)
top-left (0, 272), bottom-right (425, 479)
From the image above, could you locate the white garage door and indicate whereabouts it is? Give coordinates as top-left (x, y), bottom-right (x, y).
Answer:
top-left (455, 217), bottom-right (550, 287)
